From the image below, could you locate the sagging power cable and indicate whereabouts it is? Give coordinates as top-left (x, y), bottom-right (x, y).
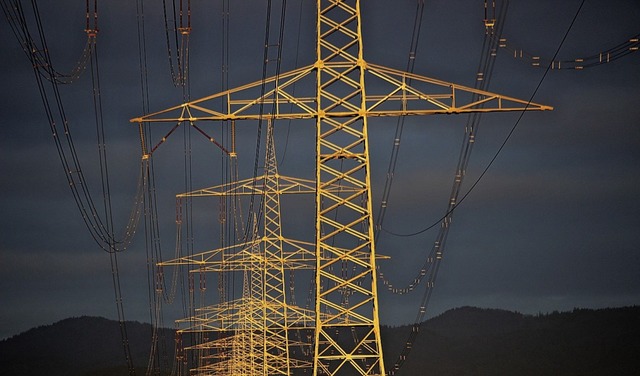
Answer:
top-left (386, 1), bottom-right (585, 372)
top-left (1, 0), bottom-right (143, 254)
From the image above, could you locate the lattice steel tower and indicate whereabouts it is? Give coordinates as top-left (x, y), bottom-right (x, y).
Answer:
top-left (132, 1), bottom-right (551, 375)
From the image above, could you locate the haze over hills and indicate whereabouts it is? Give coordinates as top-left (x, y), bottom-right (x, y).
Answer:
top-left (1, 306), bottom-right (638, 375)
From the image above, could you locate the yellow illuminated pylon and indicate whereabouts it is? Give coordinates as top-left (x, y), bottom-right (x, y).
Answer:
top-left (132, 1), bottom-right (552, 375)
top-left (160, 120), bottom-right (318, 375)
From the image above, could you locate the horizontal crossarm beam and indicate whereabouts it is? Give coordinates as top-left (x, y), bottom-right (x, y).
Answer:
top-left (130, 62), bottom-right (552, 124)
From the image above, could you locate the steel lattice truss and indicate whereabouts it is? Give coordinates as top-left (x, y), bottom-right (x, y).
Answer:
top-left (133, 1), bottom-right (551, 375)
top-left (131, 62), bottom-right (550, 126)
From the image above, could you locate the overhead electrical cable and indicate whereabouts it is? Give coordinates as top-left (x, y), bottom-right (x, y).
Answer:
top-left (242, 0), bottom-right (288, 244)
top-left (1, 0), bottom-right (144, 254)
top-left (162, 0), bottom-right (190, 87)
top-left (218, 0), bottom-right (229, 309)
top-left (385, 1), bottom-right (586, 372)
top-left (383, 0), bottom-right (585, 239)
top-left (379, 0), bottom-right (508, 297)
top-left (496, 32), bottom-right (639, 70)
top-left (278, 0), bottom-right (305, 167)
top-left (133, 0), bottom-right (175, 374)
top-left (373, 0), bottom-right (426, 245)
top-left (1, 0), bottom-right (97, 84)
top-left (220, 0), bottom-right (237, 311)
top-left (87, 17), bottom-right (138, 376)
top-left (5, 0), bottom-right (144, 250)
top-left (386, 0), bottom-right (510, 372)
top-left (2, 1), bottom-right (150, 374)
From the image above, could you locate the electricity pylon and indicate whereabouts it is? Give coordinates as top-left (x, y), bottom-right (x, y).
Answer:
top-left (132, 1), bottom-right (552, 375)
top-left (159, 119), bottom-right (321, 375)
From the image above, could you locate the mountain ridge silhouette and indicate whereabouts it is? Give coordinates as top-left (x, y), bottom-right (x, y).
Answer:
top-left (2, 306), bottom-right (638, 375)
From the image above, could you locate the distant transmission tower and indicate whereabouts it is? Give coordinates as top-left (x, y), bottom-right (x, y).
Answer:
top-left (131, 1), bottom-right (551, 375)
top-left (158, 119), bottom-right (321, 375)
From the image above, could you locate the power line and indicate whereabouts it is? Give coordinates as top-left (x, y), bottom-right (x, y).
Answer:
top-left (386, 1), bottom-right (585, 372)
top-left (382, 0), bottom-right (586, 239)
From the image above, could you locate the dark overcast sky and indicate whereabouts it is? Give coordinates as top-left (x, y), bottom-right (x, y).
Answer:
top-left (1, 0), bottom-right (639, 340)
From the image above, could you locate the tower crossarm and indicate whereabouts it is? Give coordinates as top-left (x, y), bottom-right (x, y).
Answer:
top-left (157, 237), bottom-right (386, 271)
top-left (187, 334), bottom-right (311, 352)
top-left (363, 63), bottom-right (553, 115)
top-left (130, 64), bottom-right (551, 125)
top-left (157, 237), bottom-right (318, 271)
top-left (176, 299), bottom-right (342, 334)
top-left (176, 300), bottom-right (316, 333)
top-left (176, 174), bottom-right (361, 197)
top-left (129, 64), bottom-right (318, 124)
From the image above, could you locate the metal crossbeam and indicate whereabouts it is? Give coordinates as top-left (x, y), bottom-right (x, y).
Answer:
top-left (130, 62), bottom-right (550, 125)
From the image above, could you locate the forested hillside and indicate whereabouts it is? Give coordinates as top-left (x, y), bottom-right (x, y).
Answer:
top-left (2, 306), bottom-right (638, 375)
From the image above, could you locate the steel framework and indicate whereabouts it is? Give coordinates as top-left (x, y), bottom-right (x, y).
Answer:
top-left (159, 120), bottom-right (319, 375)
top-left (132, 1), bottom-right (551, 375)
